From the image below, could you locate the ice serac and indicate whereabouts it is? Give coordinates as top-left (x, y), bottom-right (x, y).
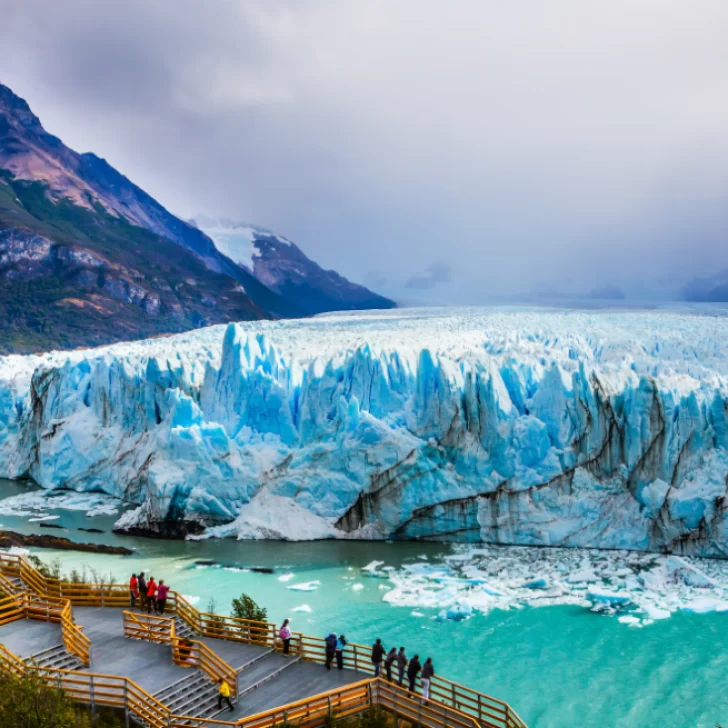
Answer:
top-left (1, 308), bottom-right (728, 554)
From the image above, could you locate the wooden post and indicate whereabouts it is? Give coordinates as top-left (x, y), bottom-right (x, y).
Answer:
top-left (89, 674), bottom-right (96, 715)
top-left (477, 694), bottom-right (482, 722)
top-left (124, 681), bottom-right (130, 728)
top-left (353, 644), bottom-right (358, 671)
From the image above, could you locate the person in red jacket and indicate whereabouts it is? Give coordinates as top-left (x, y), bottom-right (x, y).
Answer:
top-left (129, 573), bottom-right (139, 609)
top-left (146, 576), bottom-right (158, 614)
top-left (156, 580), bottom-right (170, 615)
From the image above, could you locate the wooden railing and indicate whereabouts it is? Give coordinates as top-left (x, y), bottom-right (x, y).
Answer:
top-left (0, 571), bottom-right (19, 597)
top-left (0, 551), bottom-right (528, 728)
top-left (172, 636), bottom-right (239, 696)
top-left (61, 600), bottom-right (91, 666)
top-left (0, 644), bottom-right (173, 728)
top-left (123, 610), bottom-right (176, 643)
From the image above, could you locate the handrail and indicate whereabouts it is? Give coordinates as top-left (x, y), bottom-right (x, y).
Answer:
top-left (172, 636), bottom-right (239, 697)
top-left (123, 610), bottom-right (176, 643)
top-left (0, 571), bottom-right (19, 596)
top-left (61, 600), bottom-right (90, 666)
top-left (0, 643), bottom-right (26, 675)
top-left (0, 551), bottom-right (527, 728)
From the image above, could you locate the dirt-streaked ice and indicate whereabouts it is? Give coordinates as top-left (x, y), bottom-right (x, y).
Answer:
top-left (1, 307), bottom-right (727, 554)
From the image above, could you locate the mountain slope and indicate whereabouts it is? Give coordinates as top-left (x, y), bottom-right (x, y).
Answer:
top-left (0, 83), bottom-right (317, 354)
top-left (196, 217), bottom-right (396, 315)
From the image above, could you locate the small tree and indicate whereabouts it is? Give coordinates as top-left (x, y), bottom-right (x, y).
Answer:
top-left (231, 593), bottom-right (267, 622)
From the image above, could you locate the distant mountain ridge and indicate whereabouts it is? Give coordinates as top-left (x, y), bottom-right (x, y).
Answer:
top-left (195, 217), bottom-right (395, 316)
top-left (0, 82), bottom-right (393, 354)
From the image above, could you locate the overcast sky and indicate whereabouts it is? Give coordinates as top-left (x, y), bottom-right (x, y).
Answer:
top-left (2, 0), bottom-right (728, 303)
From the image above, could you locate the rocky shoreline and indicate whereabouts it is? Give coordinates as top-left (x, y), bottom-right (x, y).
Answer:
top-left (0, 530), bottom-right (133, 555)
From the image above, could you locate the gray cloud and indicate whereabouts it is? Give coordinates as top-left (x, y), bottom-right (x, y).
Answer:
top-left (405, 262), bottom-right (452, 290)
top-left (1, 0), bottom-right (728, 304)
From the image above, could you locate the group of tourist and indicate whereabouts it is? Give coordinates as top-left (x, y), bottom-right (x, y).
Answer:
top-left (126, 572), bottom-right (436, 710)
top-left (129, 572), bottom-right (170, 615)
top-left (317, 629), bottom-right (435, 701)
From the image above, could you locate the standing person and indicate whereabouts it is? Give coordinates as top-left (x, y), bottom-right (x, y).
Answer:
top-left (137, 572), bottom-right (147, 612)
top-left (385, 647), bottom-right (397, 682)
top-left (335, 634), bottom-right (348, 670)
top-left (280, 619), bottom-right (292, 656)
top-left (217, 678), bottom-right (234, 712)
top-left (371, 638), bottom-right (385, 677)
top-left (146, 576), bottom-right (158, 615)
top-left (156, 580), bottom-right (169, 615)
top-left (396, 647), bottom-right (408, 687)
top-left (420, 658), bottom-right (434, 702)
top-left (407, 654), bottom-right (421, 695)
top-left (129, 573), bottom-right (139, 609)
top-left (325, 633), bottom-right (337, 671)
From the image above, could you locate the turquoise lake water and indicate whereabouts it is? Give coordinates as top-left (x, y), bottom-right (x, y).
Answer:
top-left (0, 479), bottom-right (725, 728)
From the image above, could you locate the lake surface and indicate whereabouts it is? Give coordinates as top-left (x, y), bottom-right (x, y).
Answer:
top-left (0, 478), bottom-right (725, 728)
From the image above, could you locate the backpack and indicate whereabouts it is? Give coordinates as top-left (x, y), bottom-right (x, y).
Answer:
top-left (326, 635), bottom-right (337, 651)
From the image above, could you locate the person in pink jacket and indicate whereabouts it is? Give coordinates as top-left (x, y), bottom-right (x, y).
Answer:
top-left (156, 580), bottom-right (170, 615)
top-left (280, 619), bottom-right (292, 655)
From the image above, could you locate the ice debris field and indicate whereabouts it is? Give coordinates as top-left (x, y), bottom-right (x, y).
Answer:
top-left (366, 544), bottom-right (728, 626)
top-left (1, 307), bottom-right (728, 555)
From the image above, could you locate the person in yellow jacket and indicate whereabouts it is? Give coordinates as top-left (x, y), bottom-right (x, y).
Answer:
top-left (218, 678), bottom-right (234, 712)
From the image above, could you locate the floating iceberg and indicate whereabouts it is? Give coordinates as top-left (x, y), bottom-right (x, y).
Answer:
top-left (382, 543), bottom-right (728, 626)
top-left (288, 580), bottom-right (321, 592)
top-left (0, 307), bottom-right (727, 553)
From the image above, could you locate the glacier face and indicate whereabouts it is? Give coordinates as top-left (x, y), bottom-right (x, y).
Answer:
top-left (1, 307), bottom-right (728, 555)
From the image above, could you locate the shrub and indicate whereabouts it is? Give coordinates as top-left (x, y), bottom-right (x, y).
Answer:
top-left (231, 593), bottom-right (267, 622)
top-left (0, 669), bottom-right (124, 727)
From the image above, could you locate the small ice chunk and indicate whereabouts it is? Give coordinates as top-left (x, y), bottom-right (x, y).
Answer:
top-left (411, 611), bottom-right (425, 617)
top-left (278, 573), bottom-right (295, 582)
top-left (522, 577), bottom-right (549, 590)
top-left (292, 604), bottom-right (312, 613)
top-left (288, 580), bottom-right (321, 592)
top-left (352, 583), bottom-right (364, 591)
top-left (587, 588), bottom-right (632, 608)
top-left (28, 515), bottom-right (60, 522)
top-left (618, 616), bottom-right (642, 626)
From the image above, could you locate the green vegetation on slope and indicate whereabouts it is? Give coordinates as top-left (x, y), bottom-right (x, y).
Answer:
top-left (0, 172), bottom-right (268, 354)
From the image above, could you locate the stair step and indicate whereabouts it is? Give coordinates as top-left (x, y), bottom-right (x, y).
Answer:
top-left (238, 656), bottom-right (301, 698)
top-left (158, 677), bottom-right (209, 706)
top-left (28, 643), bottom-right (84, 672)
top-left (166, 682), bottom-right (217, 709)
top-left (153, 673), bottom-right (206, 702)
top-left (235, 648), bottom-right (275, 673)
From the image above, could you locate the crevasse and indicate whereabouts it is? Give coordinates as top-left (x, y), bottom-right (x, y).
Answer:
top-left (1, 308), bottom-right (727, 555)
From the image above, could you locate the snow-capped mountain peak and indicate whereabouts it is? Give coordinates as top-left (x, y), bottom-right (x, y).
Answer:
top-left (195, 217), bottom-right (395, 315)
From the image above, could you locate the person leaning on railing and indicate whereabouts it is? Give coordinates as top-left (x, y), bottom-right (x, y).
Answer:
top-left (421, 657), bottom-right (435, 702)
top-left (129, 573), bottom-right (139, 609)
top-left (157, 580), bottom-right (169, 615)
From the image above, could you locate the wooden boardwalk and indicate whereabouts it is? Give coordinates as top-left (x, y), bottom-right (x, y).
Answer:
top-left (0, 553), bottom-right (528, 728)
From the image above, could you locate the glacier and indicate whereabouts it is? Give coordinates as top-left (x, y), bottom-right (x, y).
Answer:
top-left (1, 307), bottom-right (728, 555)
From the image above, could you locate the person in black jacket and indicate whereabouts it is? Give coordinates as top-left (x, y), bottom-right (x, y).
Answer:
top-left (371, 638), bottom-right (385, 677)
top-left (396, 647), bottom-right (408, 686)
top-left (407, 654), bottom-right (421, 694)
top-left (325, 633), bottom-right (337, 671)
top-left (421, 657), bottom-right (435, 701)
top-left (384, 647), bottom-right (397, 682)
top-left (137, 572), bottom-right (147, 612)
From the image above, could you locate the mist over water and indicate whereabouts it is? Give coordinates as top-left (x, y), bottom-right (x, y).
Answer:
top-left (1, 479), bottom-right (726, 727)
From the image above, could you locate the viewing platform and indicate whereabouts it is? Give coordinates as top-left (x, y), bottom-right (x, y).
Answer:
top-left (0, 553), bottom-right (527, 728)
